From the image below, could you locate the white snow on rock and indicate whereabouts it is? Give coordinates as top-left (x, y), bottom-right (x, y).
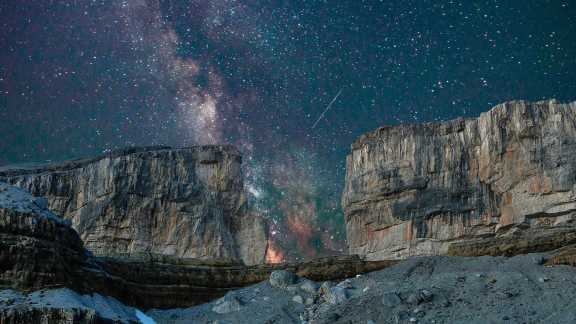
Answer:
top-left (0, 288), bottom-right (155, 323)
top-left (0, 182), bottom-right (69, 225)
top-left (135, 309), bottom-right (157, 324)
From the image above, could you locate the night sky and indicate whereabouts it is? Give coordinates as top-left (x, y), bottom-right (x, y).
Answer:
top-left (1, 0), bottom-right (575, 260)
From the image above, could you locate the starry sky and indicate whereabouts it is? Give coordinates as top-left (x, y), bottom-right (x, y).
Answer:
top-left (1, 0), bottom-right (575, 261)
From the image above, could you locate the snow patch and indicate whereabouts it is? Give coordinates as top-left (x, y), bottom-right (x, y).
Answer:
top-left (135, 309), bottom-right (157, 324)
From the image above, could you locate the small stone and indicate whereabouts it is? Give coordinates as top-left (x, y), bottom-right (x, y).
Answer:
top-left (292, 295), bottom-right (304, 304)
top-left (420, 290), bottom-right (433, 302)
top-left (300, 280), bottom-right (319, 294)
top-left (305, 297), bottom-right (315, 305)
top-left (263, 296), bottom-right (270, 301)
top-left (337, 279), bottom-right (353, 289)
top-left (286, 286), bottom-right (299, 293)
top-left (538, 277), bottom-right (549, 283)
top-left (325, 287), bottom-right (348, 305)
top-left (363, 286), bottom-right (370, 293)
top-left (212, 294), bottom-right (242, 314)
top-left (382, 292), bottom-right (403, 307)
top-left (405, 293), bottom-right (421, 305)
top-left (269, 270), bottom-right (297, 289)
top-left (367, 320), bottom-right (375, 324)
top-left (475, 273), bottom-right (485, 278)
top-left (502, 315), bottom-right (510, 321)
top-left (319, 281), bottom-right (334, 295)
top-left (413, 307), bottom-right (424, 314)
top-left (409, 317), bottom-right (418, 322)
top-left (405, 289), bottom-right (434, 305)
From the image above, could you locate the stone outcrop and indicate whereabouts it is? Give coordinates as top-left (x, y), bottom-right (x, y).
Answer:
top-left (0, 146), bottom-right (267, 265)
top-left (0, 182), bottom-right (87, 291)
top-left (342, 99), bottom-right (576, 260)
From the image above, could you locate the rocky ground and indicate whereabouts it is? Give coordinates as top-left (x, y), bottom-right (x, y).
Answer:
top-left (148, 253), bottom-right (576, 324)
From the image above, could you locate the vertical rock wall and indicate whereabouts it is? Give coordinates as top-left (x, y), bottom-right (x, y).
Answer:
top-left (0, 146), bottom-right (267, 265)
top-left (342, 100), bottom-right (576, 260)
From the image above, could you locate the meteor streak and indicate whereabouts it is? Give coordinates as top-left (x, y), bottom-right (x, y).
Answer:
top-left (311, 88), bottom-right (343, 129)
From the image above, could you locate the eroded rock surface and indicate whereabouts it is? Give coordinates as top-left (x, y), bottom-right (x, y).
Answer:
top-left (0, 289), bottom-right (143, 324)
top-left (0, 146), bottom-right (267, 265)
top-left (342, 99), bottom-right (576, 259)
top-left (0, 182), bottom-right (87, 291)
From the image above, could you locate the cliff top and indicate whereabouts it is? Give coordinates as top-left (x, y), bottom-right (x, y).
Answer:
top-left (0, 145), bottom-right (241, 177)
top-left (351, 99), bottom-right (576, 149)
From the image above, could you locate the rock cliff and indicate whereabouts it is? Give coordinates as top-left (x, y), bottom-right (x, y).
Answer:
top-left (0, 182), bottom-right (88, 291)
top-left (342, 99), bottom-right (576, 260)
top-left (0, 146), bottom-right (267, 265)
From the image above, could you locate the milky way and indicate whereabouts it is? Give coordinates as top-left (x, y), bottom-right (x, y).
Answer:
top-left (1, 0), bottom-right (575, 260)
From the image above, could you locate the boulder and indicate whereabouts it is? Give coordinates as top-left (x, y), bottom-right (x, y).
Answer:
top-left (269, 270), bottom-right (297, 289)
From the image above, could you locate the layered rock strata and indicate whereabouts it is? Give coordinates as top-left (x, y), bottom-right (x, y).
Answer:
top-left (342, 99), bottom-right (576, 260)
top-left (1, 181), bottom-right (395, 310)
top-left (92, 254), bottom-right (396, 309)
top-left (0, 146), bottom-right (267, 265)
top-left (0, 182), bottom-right (87, 291)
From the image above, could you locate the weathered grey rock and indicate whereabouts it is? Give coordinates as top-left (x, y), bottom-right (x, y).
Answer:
top-left (319, 281), bottom-right (334, 296)
top-left (212, 294), bottom-right (242, 314)
top-left (300, 279), bottom-right (319, 294)
top-left (292, 295), bottom-right (304, 304)
top-left (269, 270), bottom-right (297, 289)
top-left (324, 286), bottom-right (348, 305)
top-left (405, 290), bottom-right (434, 305)
top-left (382, 292), bottom-right (403, 307)
top-left (0, 146), bottom-right (267, 265)
top-left (342, 99), bottom-right (576, 259)
top-left (337, 279), bottom-right (353, 289)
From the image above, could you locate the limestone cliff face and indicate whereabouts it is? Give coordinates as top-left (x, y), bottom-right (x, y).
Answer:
top-left (342, 99), bottom-right (576, 260)
top-left (0, 146), bottom-right (267, 265)
top-left (0, 182), bottom-right (87, 291)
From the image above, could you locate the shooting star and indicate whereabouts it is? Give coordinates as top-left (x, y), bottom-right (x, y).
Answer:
top-left (311, 88), bottom-right (343, 129)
